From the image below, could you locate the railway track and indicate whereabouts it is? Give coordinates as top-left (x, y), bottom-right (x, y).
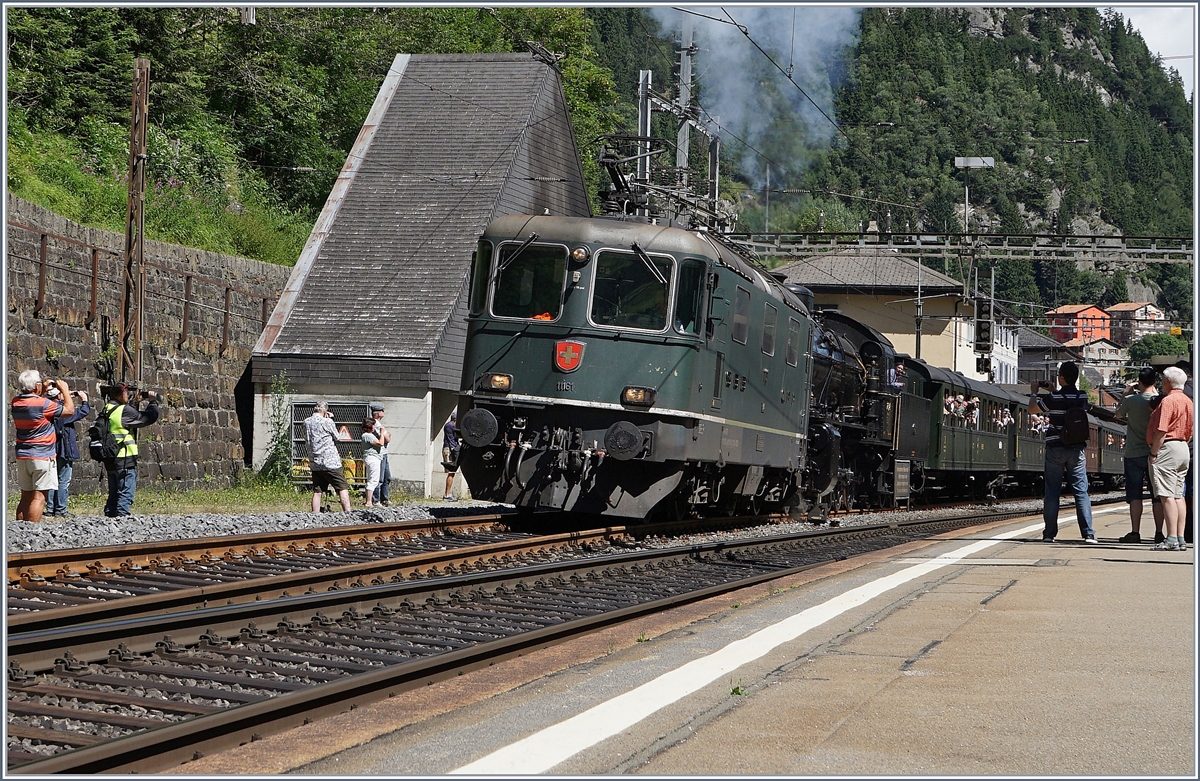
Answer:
top-left (6, 512), bottom-right (800, 633)
top-left (5, 504), bottom-right (1055, 774)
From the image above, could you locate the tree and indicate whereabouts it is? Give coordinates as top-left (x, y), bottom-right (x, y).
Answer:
top-left (1128, 333), bottom-right (1190, 363)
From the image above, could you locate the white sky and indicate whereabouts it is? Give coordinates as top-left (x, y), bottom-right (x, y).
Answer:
top-left (1110, 5), bottom-right (1196, 97)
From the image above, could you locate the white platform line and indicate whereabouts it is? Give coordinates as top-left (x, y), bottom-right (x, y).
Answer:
top-left (450, 521), bottom-right (1044, 775)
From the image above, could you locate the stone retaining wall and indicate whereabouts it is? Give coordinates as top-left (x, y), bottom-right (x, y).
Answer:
top-left (6, 195), bottom-right (291, 491)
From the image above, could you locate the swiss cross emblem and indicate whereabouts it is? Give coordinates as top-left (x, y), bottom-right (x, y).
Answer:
top-left (555, 340), bottom-right (585, 372)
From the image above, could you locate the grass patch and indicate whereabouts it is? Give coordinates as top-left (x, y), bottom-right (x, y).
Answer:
top-left (7, 117), bottom-right (311, 267)
top-left (9, 478), bottom-right (430, 518)
top-left (8, 479), bottom-right (312, 518)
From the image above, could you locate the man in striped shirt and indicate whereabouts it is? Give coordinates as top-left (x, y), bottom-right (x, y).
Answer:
top-left (1029, 361), bottom-right (1095, 543)
top-left (11, 369), bottom-right (75, 522)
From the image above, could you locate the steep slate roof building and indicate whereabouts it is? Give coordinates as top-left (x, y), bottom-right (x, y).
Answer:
top-left (1015, 326), bottom-right (1081, 385)
top-left (773, 249), bottom-right (1019, 383)
top-left (251, 53), bottom-right (590, 496)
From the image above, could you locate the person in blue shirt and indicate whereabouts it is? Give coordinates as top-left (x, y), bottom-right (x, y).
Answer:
top-left (46, 385), bottom-right (91, 517)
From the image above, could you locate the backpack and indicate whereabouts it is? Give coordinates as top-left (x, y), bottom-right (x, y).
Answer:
top-left (87, 406), bottom-right (120, 462)
top-left (1060, 404), bottom-right (1091, 446)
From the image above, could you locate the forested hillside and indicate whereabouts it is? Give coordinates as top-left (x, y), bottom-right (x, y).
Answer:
top-left (5, 6), bottom-right (1192, 320)
top-left (817, 8), bottom-right (1193, 322)
top-left (5, 7), bottom-right (621, 263)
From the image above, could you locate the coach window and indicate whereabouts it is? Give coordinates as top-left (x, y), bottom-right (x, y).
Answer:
top-left (761, 303), bottom-right (777, 355)
top-left (785, 317), bottom-right (800, 366)
top-left (732, 287), bottom-right (751, 344)
top-left (493, 243), bottom-right (567, 320)
top-left (591, 249), bottom-right (672, 331)
top-left (469, 241), bottom-right (492, 315)
top-left (674, 259), bottom-right (705, 336)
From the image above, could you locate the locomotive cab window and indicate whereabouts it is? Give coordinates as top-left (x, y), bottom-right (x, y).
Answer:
top-left (492, 243), bottom-right (567, 321)
top-left (785, 318), bottom-right (800, 366)
top-left (469, 241), bottom-right (492, 315)
top-left (591, 249), bottom-right (673, 331)
top-left (674, 259), bottom-right (705, 336)
top-left (732, 286), bottom-right (751, 344)
top-left (761, 303), bottom-right (777, 356)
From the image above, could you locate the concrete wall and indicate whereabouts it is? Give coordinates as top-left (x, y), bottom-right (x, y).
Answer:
top-left (6, 195), bottom-right (290, 490)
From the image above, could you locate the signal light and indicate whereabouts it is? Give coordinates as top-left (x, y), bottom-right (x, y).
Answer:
top-left (480, 373), bottom-right (512, 392)
top-left (621, 386), bottom-right (656, 406)
top-left (974, 296), bottom-right (994, 353)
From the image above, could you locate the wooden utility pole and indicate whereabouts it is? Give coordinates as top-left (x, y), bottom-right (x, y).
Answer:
top-left (119, 58), bottom-right (150, 387)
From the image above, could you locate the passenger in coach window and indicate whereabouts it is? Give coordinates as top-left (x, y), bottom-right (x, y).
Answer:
top-left (1029, 361), bottom-right (1095, 544)
top-left (1147, 366), bottom-right (1193, 551)
top-left (1114, 366), bottom-right (1163, 544)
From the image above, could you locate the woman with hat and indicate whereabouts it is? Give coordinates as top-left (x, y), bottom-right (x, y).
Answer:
top-left (362, 417), bottom-right (383, 507)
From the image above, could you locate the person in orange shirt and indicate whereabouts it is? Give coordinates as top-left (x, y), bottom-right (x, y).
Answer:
top-left (1148, 366), bottom-right (1194, 551)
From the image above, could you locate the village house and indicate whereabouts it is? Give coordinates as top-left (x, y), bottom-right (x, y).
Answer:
top-left (1062, 337), bottom-right (1130, 387)
top-left (1105, 301), bottom-right (1168, 347)
top-left (1046, 304), bottom-right (1111, 344)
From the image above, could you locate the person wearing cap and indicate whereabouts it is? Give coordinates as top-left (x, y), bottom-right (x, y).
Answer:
top-left (304, 401), bottom-right (352, 513)
top-left (369, 402), bottom-right (392, 507)
top-left (11, 369), bottom-right (74, 522)
top-left (361, 417), bottom-right (384, 508)
top-left (442, 410), bottom-right (461, 501)
top-left (100, 382), bottom-right (160, 517)
top-left (46, 383), bottom-right (91, 517)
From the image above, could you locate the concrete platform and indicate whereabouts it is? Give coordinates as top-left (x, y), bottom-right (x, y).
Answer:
top-left (172, 503), bottom-right (1196, 776)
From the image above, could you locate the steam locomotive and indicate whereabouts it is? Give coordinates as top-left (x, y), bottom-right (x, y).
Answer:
top-left (455, 214), bottom-right (1124, 521)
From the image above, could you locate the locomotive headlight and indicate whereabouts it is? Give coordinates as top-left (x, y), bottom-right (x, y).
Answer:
top-left (480, 373), bottom-right (513, 392)
top-left (621, 386), bottom-right (656, 406)
top-left (571, 246), bottom-right (590, 264)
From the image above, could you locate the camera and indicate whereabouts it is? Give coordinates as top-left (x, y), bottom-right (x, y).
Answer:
top-left (1037, 380), bottom-right (1054, 390)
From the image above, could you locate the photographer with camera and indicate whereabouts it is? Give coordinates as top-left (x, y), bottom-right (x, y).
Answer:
top-left (303, 400), bottom-right (352, 513)
top-left (99, 382), bottom-right (160, 517)
top-left (1029, 362), bottom-right (1095, 543)
top-left (45, 382), bottom-right (90, 517)
top-left (11, 369), bottom-right (75, 522)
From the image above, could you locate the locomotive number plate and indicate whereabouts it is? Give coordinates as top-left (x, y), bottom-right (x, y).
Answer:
top-left (556, 380), bottom-right (574, 392)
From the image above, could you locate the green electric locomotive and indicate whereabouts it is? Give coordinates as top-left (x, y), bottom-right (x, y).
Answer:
top-left (456, 214), bottom-right (814, 519)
